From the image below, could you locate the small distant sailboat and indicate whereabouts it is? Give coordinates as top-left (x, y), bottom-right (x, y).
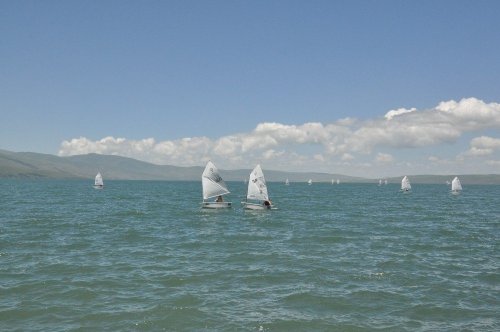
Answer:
top-left (201, 161), bottom-right (231, 209)
top-left (451, 176), bottom-right (462, 195)
top-left (331, 179), bottom-right (334, 185)
top-left (336, 178), bottom-right (340, 185)
top-left (285, 178), bottom-right (289, 186)
top-left (242, 165), bottom-right (274, 210)
top-left (378, 179), bottom-right (383, 186)
top-left (384, 179), bottom-right (388, 185)
top-left (307, 179), bottom-right (312, 185)
top-left (93, 172), bottom-right (104, 189)
top-left (401, 176), bottom-right (411, 193)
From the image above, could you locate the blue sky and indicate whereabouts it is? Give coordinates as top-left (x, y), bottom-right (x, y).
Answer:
top-left (1, 0), bottom-right (500, 177)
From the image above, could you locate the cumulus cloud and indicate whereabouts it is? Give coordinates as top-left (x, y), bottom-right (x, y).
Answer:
top-left (262, 149), bottom-right (284, 160)
top-left (341, 153), bottom-right (354, 161)
top-left (375, 153), bottom-right (394, 164)
top-left (59, 97), bottom-right (500, 172)
top-left (59, 136), bottom-right (212, 166)
top-left (486, 160), bottom-right (500, 166)
top-left (462, 136), bottom-right (500, 157)
top-left (384, 107), bottom-right (417, 120)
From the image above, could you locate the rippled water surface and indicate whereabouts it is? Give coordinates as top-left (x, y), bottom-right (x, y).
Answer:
top-left (1, 180), bottom-right (498, 331)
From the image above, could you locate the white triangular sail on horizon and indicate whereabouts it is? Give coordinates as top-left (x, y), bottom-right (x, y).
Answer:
top-left (378, 179), bottom-right (383, 186)
top-left (401, 176), bottom-right (411, 191)
top-left (285, 178), bottom-right (289, 185)
top-left (202, 161), bottom-right (230, 200)
top-left (94, 172), bottom-right (103, 187)
top-left (243, 164), bottom-right (273, 210)
top-left (451, 176), bottom-right (462, 192)
top-left (307, 179), bottom-right (312, 185)
top-left (247, 165), bottom-right (269, 201)
top-left (201, 161), bottom-right (231, 208)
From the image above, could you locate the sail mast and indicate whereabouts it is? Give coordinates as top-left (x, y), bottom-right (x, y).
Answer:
top-left (451, 177), bottom-right (462, 191)
top-left (95, 172), bottom-right (103, 186)
top-left (401, 176), bottom-right (411, 190)
top-left (247, 165), bottom-right (269, 201)
top-left (202, 161), bottom-right (230, 199)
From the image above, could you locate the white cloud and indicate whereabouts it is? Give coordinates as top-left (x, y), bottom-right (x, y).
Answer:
top-left (462, 136), bottom-right (500, 157)
top-left (59, 97), bottom-right (500, 174)
top-left (384, 107), bottom-right (416, 120)
top-left (428, 156), bottom-right (446, 163)
top-left (471, 136), bottom-right (500, 153)
top-left (375, 153), bottom-right (394, 164)
top-left (343, 98), bottom-right (500, 154)
top-left (313, 154), bottom-right (325, 162)
top-left (428, 156), bottom-right (440, 162)
top-left (262, 149), bottom-right (284, 160)
top-left (213, 136), bottom-right (240, 156)
top-left (341, 153), bottom-right (354, 161)
top-left (486, 160), bottom-right (500, 166)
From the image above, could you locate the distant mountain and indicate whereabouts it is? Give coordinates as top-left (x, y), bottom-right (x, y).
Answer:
top-left (1, 149), bottom-right (499, 184)
top-left (0, 149), bottom-right (201, 180)
top-left (0, 149), bottom-right (364, 182)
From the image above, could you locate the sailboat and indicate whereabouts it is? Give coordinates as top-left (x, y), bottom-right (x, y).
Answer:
top-left (242, 165), bottom-right (274, 210)
top-left (378, 179), bottom-right (383, 186)
top-left (384, 179), bottom-right (388, 185)
top-left (451, 176), bottom-right (462, 194)
top-left (93, 172), bottom-right (104, 189)
top-left (285, 178), bottom-right (289, 186)
top-left (201, 161), bottom-right (231, 209)
top-left (401, 176), bottom-right (411, 192)
top-left (307, 179), bottom-right (312, 185)
top-left (336, 179), bottom-right (340, 185)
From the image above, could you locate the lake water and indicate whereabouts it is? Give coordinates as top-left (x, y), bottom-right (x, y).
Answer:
top-left (0, 180), bottom-right (498, 331)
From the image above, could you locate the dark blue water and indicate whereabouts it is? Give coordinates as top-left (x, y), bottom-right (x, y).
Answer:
top-left (0, 180), bottom-right (498, 331)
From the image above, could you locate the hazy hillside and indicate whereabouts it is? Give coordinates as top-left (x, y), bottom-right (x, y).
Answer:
top-left (1, 149), bottom-right (499, 184)
top-left (0, 150), bottom-right (364, 182)
top-left (0, 150), bottom-right (200, 180)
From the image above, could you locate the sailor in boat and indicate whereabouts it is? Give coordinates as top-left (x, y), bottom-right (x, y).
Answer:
top-left (216, 195), bottom-right (224, 202)
top-left (263, 200), bottom-right (272, 208)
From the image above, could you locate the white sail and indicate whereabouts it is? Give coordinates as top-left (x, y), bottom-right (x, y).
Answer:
top-left (285, 178), bottom-right (289, 185)
top-left (247, 165), bottom-right (269, 201)
top-left (451, 176), bottom-right (462, 191)
top-left (401, 176), bottom-right (411, 191)
top-left (336, 179), bottom-right (340, 184)
top-left (202, 161), bottom-right (230, 199)
top-left (384, 179), bottom-right (388, 185)
top-left (94, 172), bottom-right (103, 186)
top-left (307, 179), bottom-right (312, 185)
top-left (378, 179), bottom-right (383, 186)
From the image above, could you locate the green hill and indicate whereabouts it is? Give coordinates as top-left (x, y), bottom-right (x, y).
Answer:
top-left (0, 149), bottom-right (366, 182)
top-left (1, 149), bottom-right (499, 184)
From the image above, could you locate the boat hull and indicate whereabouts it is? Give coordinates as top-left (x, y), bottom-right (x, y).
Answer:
top-left (242, 202), bottom-right (272, 210)
top-left (201, 202), bottom-right (232, 209)
top-left (93, 185), bottom-right (104, 189)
